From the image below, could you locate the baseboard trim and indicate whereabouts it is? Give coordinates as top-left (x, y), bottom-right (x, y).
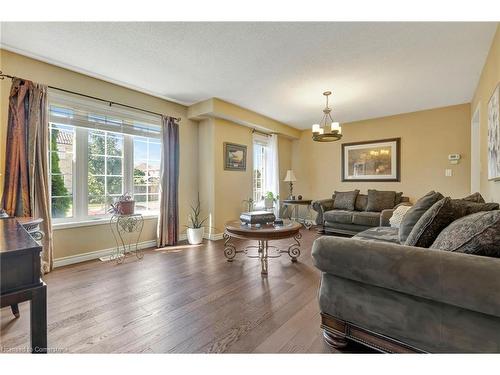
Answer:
top-left (205, 232), bottom-right (224, 241)
top-left (53, 239), bottom-right (157, 268)
top-left (54, 232), bottom-right (224, 268)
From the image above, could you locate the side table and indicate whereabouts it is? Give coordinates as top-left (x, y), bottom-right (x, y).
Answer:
top-left (109, 214), bottom-right (144, 264)
top-left (281, 199), bottom-right (314, 229)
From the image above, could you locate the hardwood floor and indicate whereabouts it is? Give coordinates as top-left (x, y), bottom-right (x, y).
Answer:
top-left (0, 227), bottom-right (370, 353)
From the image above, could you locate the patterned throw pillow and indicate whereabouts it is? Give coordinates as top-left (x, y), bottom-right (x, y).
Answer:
top-left (405, 198), bottom-right (499, 248)
top-left (333, 190), bottom-right (360, 211)
top-left (399, 191), bottom-right (444, 244)
top-left (430, 211), bottom-right (500, 257)
top-left (389, 205), bottom-right (412, 228)
top-left (366, 190), bottom-right (397, 212)
top-left (462, 192), bottom-right (486, 203)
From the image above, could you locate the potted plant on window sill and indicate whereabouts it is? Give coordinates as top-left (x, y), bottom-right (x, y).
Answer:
top-left (263, 191), bottom-right (279, 210)
top-left (186, 195), bottom-right (208, 245)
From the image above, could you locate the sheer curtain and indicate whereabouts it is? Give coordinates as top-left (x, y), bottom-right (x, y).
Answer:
top-left (264, 134), bottom-right (280, 215)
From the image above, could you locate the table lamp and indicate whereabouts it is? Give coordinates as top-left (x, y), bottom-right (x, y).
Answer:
top-left (283, 170), bottom-right (297, 199)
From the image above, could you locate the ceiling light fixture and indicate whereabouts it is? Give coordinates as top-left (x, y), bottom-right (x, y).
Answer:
top-left (312, 91), bottom-right (342, 142)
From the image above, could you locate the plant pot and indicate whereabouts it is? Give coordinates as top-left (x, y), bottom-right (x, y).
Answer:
top-left (187, 227), bottom-right (204, 245)
top-left (264, 198), bottom-right (274, 209)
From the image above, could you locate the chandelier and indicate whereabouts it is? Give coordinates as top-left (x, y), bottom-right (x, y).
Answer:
top-left (312, 91), bottom-right (342, 142)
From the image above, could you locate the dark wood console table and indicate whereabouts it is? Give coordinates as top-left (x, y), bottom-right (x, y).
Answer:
top-left (0, 218), bottom-right (47, 353)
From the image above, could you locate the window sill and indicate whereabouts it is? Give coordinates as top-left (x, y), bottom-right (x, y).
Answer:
top-left (52, 213), bottom-right (159, 230)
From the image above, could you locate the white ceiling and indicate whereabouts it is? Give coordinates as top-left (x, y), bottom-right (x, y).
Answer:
top-left (0, 22), bottom-right (497, 129)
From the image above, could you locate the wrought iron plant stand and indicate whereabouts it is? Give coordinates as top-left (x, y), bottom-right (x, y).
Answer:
top-left (109, 214), bottom-right (144, 264)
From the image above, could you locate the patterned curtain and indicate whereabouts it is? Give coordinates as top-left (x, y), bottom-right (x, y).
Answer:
top-left (1, 79), bottom-right (53, 273)
top-left (157, 116), bottom-right (179, 247)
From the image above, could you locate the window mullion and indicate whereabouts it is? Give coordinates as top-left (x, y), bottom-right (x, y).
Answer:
top-left (74, 127), bottom-right (88, 220)
top-left (124, 135), bottom-right (133, 197)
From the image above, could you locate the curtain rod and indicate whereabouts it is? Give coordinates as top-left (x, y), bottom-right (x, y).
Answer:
top-left (251, 128), bottom-right (272, 137)
top-left (0, 71), bottom-right (181, 122)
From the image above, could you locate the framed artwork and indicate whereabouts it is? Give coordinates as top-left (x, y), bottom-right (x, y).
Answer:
top-left (342, 138), bottom-right (401, 182)
top-left (224, 142), bottom-right (247, 171)
top-left (488, 83), bottom-right (500, 180)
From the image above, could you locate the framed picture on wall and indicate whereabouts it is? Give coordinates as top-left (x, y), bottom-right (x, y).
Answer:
top-left (342, 138), bottom-right (401, 182)
top-left (224, 142), bottom-right (247, 171)
top-left (488, 83), bottom-right (500, 180)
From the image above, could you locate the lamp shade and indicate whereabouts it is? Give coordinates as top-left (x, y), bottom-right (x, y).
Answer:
top-left (284, 170), bottom-right (297, 182)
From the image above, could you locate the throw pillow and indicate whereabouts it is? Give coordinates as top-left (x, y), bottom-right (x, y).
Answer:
top-left (366, 190), bottom-right (397, 212)
top-left (462, 192), bottom-right (486, 203)
top-left (354, 194), bottom-right (368, 212)
top-left (430, 211), bottom-right (500, 258)
top-left (389, 205), bottom-right (412, 228)
top-left (405, 198), bottom-right (499, 248)
top-left (333, 190), bottom-right (360, 211)
top-left (399, 191), bottom-right (444, 244)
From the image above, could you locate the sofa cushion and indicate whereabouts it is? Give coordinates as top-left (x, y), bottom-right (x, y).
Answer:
top-left (324, 210), bottom-right (353, 224)
top-left (405, 198), bottom-right (499, 248)
top-left (354, 194), bottom-right (368, 211)
top-left (430, 211), bottom-right (500, 257)
top-left (366, 190), bottom-right (396, 212)
top-left (333, 190), bottom-right (359, 211)
top-left (352, 211), bottom-right (381, 227)
top-left (399, 191), bottom-right (444, 244)
top-left (353, 226), bottom-right (400, 243)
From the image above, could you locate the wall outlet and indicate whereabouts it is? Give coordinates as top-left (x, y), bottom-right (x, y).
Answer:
top-left (445, 169), bottom-right (452, 177)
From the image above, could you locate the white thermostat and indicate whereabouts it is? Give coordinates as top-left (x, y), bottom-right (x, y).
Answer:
top-left (448, 154), bottom-right (461, 164)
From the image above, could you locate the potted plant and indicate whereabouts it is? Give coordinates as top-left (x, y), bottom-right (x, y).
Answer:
top-left (186, 195), bottom-right (208, 245)
top-left (263, 191), bottom-right (279, 210)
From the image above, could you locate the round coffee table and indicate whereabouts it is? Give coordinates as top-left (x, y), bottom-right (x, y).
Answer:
top-left (223, 220), bottom-right (302, 275)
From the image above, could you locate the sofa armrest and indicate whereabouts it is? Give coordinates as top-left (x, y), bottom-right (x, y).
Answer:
top-left (311, 236), bottom-right (500, 317)
top-left (311, 198), bottom-right (335, 225)
top-left (380, 209), bottom-right (394, 227)
top-left (380, 202), bottom-right (413, 226)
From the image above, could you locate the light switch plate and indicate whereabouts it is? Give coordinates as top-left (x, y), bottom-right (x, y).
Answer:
top-left (445, 169), bottom-right (452, 177)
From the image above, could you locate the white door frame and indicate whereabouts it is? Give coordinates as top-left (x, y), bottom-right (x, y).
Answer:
top-left (471, 105), bottom-right (481, 194)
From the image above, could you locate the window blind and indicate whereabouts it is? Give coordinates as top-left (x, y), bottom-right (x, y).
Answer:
top-left (48, 89), bottom-right (162, 138)
top-left (253, 132), bottom-right (269, 146)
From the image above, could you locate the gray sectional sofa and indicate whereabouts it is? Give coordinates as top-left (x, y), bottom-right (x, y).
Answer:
top-left (312, 190), bottom-right (410, 235)
top-left (311, 191), bottom-right (500, 353)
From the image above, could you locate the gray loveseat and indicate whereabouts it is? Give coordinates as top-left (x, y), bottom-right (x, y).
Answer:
top-left (311, 205), bottom-right (500, 353)
top-left (312, 191), bottom-right (410, 235)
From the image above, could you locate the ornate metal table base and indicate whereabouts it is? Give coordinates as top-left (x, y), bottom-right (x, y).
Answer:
top-left (109, 214), bottom-right (144, 264)
top-left (223, 232), bottom-right (302, 275)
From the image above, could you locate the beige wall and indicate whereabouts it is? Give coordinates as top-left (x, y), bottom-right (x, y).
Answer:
top-left (472, 24), bottom-right (500, 203)
top-left (0, 49), bottom-right (199, 259)
top-left (292, 104), bottom-right (472, 202)
top-left (196, 117), bottom-right (293, 234)
top-left (213, 119), bottom-right (254, 232)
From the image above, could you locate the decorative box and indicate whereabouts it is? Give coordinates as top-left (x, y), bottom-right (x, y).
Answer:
top-left (240, 211), bottom-right (276, 225)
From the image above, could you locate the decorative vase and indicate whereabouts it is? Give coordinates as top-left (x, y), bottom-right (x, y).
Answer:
top-left (187, 227), bottom-right (204, 245)
top-left (264, 198), bottom-right (274, 209)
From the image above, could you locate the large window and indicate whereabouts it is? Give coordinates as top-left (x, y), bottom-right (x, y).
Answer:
top-left (48, 90), bottom-right (162, 223)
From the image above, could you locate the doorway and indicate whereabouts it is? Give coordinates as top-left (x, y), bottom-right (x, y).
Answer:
top-left (471, 105), bottom-right (481, 194)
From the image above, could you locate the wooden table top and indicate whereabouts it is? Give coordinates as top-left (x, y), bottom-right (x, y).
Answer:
top-left (0, 218), bottom-right (41, 254)
top-left (224, 220), bottom-right (301, 240)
